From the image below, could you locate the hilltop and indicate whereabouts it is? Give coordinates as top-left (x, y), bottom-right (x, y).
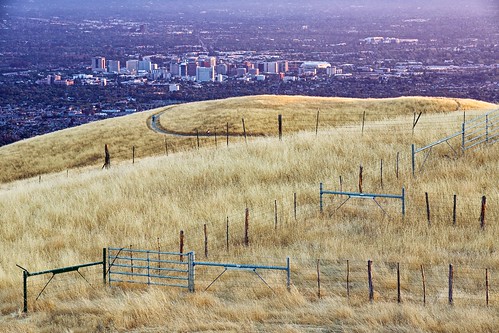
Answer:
top-left (0, 95), bottom-right (494, 184)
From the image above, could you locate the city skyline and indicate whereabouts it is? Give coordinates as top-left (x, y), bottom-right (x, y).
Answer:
top-left (0, 0), bottom-right (497, 146)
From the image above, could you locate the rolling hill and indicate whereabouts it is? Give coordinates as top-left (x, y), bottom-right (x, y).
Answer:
top-left (0, 95), bottom-right (494, 184)
top-left (0, 95), bottom-right (497, 332)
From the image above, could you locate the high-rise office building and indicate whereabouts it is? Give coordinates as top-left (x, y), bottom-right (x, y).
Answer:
top-left (264, 62), bottom-right (279, 74)
top-left (179, 63), bottom-right (188, 77)
top-left (187, 61), bottom-right (198, 77)
top-left (107, 60), bottom-right (121, 73)
top-left (278, 61), bottom-right (289, 73)
top-left (196, 67), bottom-right (215, 82)
top-left (126, 60), bottom-right (139, 73)
top-left (91, 56), bottom-right (106, 72)
top-left (216, 64), bottom-right (228, 75)
top-left (138, 60), bottom-right (152, 72)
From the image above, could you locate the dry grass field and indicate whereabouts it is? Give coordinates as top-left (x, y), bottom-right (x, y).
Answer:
top-left (0, 95), bottom-right (492, 184)
top-left (0, 95), bottom-right (497, 332)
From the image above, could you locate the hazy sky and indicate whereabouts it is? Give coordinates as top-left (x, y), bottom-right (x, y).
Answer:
top-left (2, 0), bottom-right (497, 18)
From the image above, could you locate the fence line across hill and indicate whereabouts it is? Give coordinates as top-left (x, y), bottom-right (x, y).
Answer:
top-left (17, 248), bottom-right (496, 313)
top-left (412, 108), bottom-right (498, 175)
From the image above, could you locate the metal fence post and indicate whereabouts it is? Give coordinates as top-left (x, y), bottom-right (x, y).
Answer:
top-left (368, 260), bottom-right (374, 303)
top-left (188, 252), bottom-right (195, 292)
top-left (449, 264), bottom-right (454, 305)
top-left (319, 183), bottom-right (323, 213)
top-left (147, 251), bottom-right (151, 285)
top-left (461, 122), bottom-right (465, 152)
top-left (102, 248), bottom-right (107, 285)
top-left (401, 187), bottom-right (406, 217)
top-left (107, 247), bottom-right (111, 286)
top-left (411, 144), bottom-right (415, 177)
top-left (23, 270), bottom-right (28, 313)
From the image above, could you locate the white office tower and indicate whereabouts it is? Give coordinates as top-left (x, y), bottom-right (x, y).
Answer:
top-left (196, 67), bottom-right (215, 82)
top-left (138, 60), bottom-right (152, 72)
top-left (107, 60), bottom-right (121, 73)
top-left (91, 56), bottom-right (106, 72)
top-left (264, 62), bottom-right (279, 74)
top-left (126, 60), bottom-right (139, 73)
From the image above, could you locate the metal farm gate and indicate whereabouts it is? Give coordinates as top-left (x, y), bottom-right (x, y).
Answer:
top-left (411, 108), bottom-right (498, 175)
top-left (107, 247), bottom-right (195, 292)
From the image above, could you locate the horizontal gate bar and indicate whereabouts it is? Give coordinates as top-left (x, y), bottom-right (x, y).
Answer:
top-left (109, 256), bottom-right (188, 266)
top-left (109, 278), bottom-right (188, 289)
top-left (320, 189), bottom-right (403, 200)
top-left (27, 261), bottom-right (103, 277)
top-left (415, 131), bottom-right (462, 153)
top-left (194, 261), bottom-right (288, 271)
top-left (109, 270), bottom-right (189, 281)
top-left (111, 263), bottom-right (188, 274)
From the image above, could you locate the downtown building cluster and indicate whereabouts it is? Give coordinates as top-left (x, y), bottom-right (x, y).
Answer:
top-left (90, 54), bottom-right (343, 87)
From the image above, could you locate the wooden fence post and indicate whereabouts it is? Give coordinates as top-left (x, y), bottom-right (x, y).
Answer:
top-left (180, 230), bottom-right (184, 262)
top-left (317, 259), bottom-right (321, 299)
top-left (339, 176), bottom-right (343, 192)
top-left (421, 264), bottom-right (426, 306)
top-left (486, 268), bottom-right (489, 306)
top-left (226, 122), bottom-right (229, 147)
top-left (449, 264), bottom-right (454, 305)
top-left (204, 224), bottom-right (208, 258)
top-left (278, 114), bottom-right (282, 141)
top-left (132, 146), bottom-right (135, 164)
top-left (315, 110), bottom-right (320, 136)
top-left (425, 192), bottom-right (431, 226)
top-left (164, 136), bottom-right (168, 156)
top-left (413, 112), bottom-right (422, 135)
top-left (214, 127), bottom-right (218, 148)
top-left (380, 159), bottom-right (383, 189)
top-left (396, 152), bottom-right (400, 179)
top-left (102, 144), bottom-right (110, 169)
top-left (242, 118), bottom-right (247, 144)
top-left (397, 263), bottom-right (401, 303)
top-left (368, 260), bottom-right (374, 302)
top-left (480, 196), bottom-right (486, 230)
top-left (196, 129), bottom-right (200, 149)
top-left (244, 208), bottom-right (249, 246)
top-left (359, 165), bottom-right (363, 193)
top-left (453, 194), bottom-right (457, 226)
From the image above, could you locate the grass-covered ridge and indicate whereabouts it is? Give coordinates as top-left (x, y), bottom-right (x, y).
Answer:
top-left (0, 95), bottom-right (494, 183)
top-left (156, 95), bottom-right (494, 135)
top-left (0, 95), bottom-right (497, 332)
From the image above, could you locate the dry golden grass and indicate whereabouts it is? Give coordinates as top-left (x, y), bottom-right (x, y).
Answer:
top-left (0, 95), bottom-right (494, 184)
top-left (0, 95), bottom-right (497, 332)
top-left (156, 95), bottom-right (494, 135)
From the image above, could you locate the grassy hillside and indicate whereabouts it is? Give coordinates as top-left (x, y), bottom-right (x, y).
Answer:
top-left (0, 95), bottom-right (494, 184)
top-left (0, 96), bottom-right (497, 332)
top-left (156, 95), bottom-right (494, 135)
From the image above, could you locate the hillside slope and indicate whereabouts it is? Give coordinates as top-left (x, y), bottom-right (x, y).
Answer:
top-left (0, 96), bottom-right (497, 332)
top-left (0, 95), bottom-right (495, 183)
